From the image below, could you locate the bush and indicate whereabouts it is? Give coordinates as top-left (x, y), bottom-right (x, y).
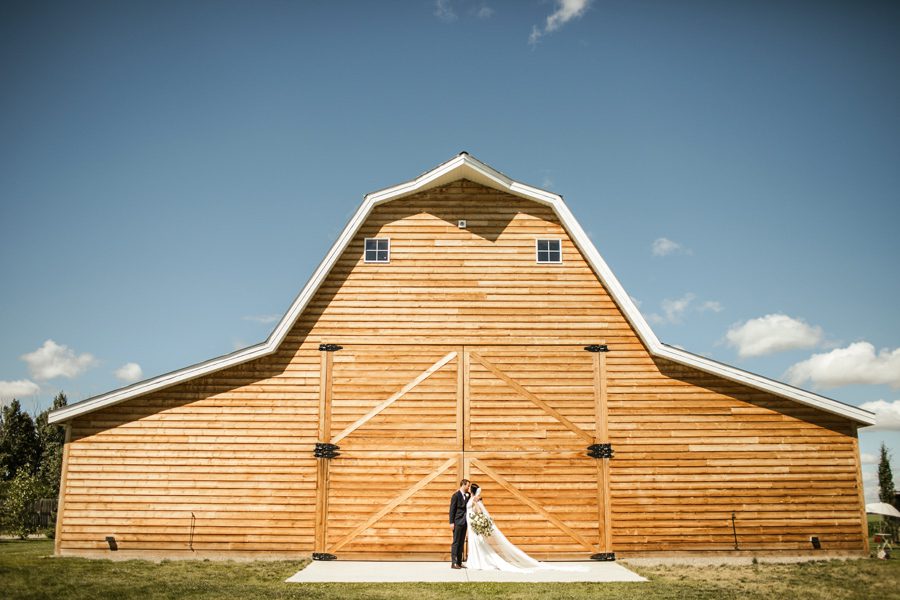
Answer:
top-left (2, 469), bottom-right (43, 539)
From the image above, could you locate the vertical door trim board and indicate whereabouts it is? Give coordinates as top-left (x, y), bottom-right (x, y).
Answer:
top-left (314, 350), bottom-right (334, 553)
top-left (594, 350), bottom-right (612, 552)
top-left (462, 349), bottom-right (471, 452)
top-left (457, 346), bottom-right (465, 450)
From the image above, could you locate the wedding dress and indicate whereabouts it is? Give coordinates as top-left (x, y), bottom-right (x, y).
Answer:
top-left (465, 488), bottom-right (586, 572)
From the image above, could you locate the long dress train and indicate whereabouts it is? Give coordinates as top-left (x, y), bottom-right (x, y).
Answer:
top-left (465, 492), bottom-right (586, 572)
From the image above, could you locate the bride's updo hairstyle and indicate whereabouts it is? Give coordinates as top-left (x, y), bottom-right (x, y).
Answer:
top-left (470, 483), bottom-right (480, 496)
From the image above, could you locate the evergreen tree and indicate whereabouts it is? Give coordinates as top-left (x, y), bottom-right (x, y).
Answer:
top-left (35, 392), bottom-right (68, 497)
top-left (878, 442), bottom-right (896, 504)
top-left (0, 399), bottom-right (41, 480)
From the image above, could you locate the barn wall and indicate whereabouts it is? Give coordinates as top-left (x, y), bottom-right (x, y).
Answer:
top-left (607, 356), bottom-right (864, 554)
top-left (292, 180), bottom-right (634, 345)
top-left (57, 179), bottom-right (866, 557)
top-left (58, 341), bottom-right (322, 557)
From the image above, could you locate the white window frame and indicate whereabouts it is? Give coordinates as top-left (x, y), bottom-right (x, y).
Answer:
top-left (535, 238), bottom-right (562, 264)
top-left (364, 237), bottom-right (391, 263)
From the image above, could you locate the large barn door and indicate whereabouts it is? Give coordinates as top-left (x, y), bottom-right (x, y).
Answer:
top-left (314, 343), bottom-right (611, 560)
top-left (315, 345), bottom-right (462, 559)
top-left (464, 345), bottom-right (611, 559)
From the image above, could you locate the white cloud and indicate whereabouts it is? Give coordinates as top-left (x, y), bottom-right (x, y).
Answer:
top-left (242, 314), bottom-right (280, 325)
top-left (474, 5), bottom-right (494, 19)
top-left (859, 400), bottom-right (900, 431)
top-left (434, 0), bottom-right (457, 22)
top-left (114, 362), bottom-right (143, 383)
top-left (648, 293), bottom-right (695, 325)
top-left (21, 339), bottom-right (98, 381)
top-left (785, 342), bottom-right (900, 389)
top-left (860, 452), bottom-right (878, 465)
top-left (725, 314), bottom-right (824, 358)
top-left (0, 379), bottom-right (41, 402)
top-left (698, 300), bottom-right (724, 313)
top-left (648, 294), bottom-right (723, 325)
top-left (651, 237), bottom-right (688, 257)
top-left (529, 0), bottom-right (592, 45)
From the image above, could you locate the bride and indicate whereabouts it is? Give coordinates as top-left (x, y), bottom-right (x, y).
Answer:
top-left (465, 483), bottom-right (585, 572)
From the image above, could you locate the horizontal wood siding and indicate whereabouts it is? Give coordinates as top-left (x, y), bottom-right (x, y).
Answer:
top-left (467, 346), bottom-right (596, 452)
top-left (329, 346), bottom-right (459, 451)
top-left (325, 453), bottom-right (460, 557)
top-left (57, 179), bottom-right (865, 557)
top-left (467, 453), bottom-right (602, 558)
top-left (290, 180), bottom-right (632, 346)
top-left (608, 354), bottom-right (863, 554)
top-left (59, 341), bottom-right (322, 555)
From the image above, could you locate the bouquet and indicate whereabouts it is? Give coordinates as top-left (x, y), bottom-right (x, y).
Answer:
top-left (468, 511), bottom-right (494, 537)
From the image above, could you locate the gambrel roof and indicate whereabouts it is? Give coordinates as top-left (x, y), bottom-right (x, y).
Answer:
top-left (49, 153), bottom-right (875, 425)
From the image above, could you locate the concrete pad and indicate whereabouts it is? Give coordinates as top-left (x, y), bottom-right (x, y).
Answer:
top-left (286, 560), bottom-right (646, 583)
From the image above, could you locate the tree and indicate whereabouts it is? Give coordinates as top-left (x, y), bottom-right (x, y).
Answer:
top-left (0, 399), bottom-right (41, 480)
top-left (1, 469), bottom-right (43, 538)
top-left (35, 392), bottom-right (67, 498)
top-left (878, 442), bottom-right (896, 504)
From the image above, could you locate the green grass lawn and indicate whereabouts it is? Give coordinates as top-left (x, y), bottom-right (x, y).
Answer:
top-left (2, 540), bottom-right (898, 600)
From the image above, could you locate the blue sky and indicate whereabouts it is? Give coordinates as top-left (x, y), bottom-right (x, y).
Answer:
top-left (1, 1), bottom-right (898, 499)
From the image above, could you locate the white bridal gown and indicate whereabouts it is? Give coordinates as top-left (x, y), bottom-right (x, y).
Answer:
top-left (465, 492), bottom-right (586, 572)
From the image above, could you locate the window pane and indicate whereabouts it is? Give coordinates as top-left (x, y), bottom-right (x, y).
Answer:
top-left (365, 238), bottom-right (389, 262)
top-left (537, 239), bottom-right (561, 263)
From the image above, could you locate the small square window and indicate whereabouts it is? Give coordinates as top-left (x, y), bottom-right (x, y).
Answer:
top-left (365, 238), bottom-right (390, 263)
top-left (536, 239), bottom-right (562, 264)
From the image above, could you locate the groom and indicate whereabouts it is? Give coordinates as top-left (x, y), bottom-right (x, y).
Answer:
top-left (448, 478), bottom-right (470, 569)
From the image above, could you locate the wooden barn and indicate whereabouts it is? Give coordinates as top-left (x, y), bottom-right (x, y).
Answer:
top-left (49, 153), bottom-right (875, 560)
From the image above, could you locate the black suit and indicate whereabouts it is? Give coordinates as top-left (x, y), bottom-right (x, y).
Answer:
top-left (449, 490), bottom-right (469, 565)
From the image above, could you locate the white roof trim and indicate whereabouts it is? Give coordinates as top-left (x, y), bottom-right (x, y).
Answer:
top-left (49, 153), bottom-right (875, 426)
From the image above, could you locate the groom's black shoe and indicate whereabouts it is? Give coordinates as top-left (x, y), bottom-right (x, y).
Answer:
top-left (451, 564), bottom-right (461, 569)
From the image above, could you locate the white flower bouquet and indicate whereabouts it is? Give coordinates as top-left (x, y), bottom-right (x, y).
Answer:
top-left (469, 511), bottom-right (494, 537)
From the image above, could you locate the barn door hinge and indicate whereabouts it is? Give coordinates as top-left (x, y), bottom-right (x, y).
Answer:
top-left (313, 552), bottom-right (337, 561)
top-left (319, 344), bottom-right (343, 352)
top-left (584, 344), bottom-right (609, 353)
top-left (314, 442), bottom-right (340, 459)
top-left (587, 443), bottom-right (614, 459)
top-left (591, 552), bottom-right (616, 561)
